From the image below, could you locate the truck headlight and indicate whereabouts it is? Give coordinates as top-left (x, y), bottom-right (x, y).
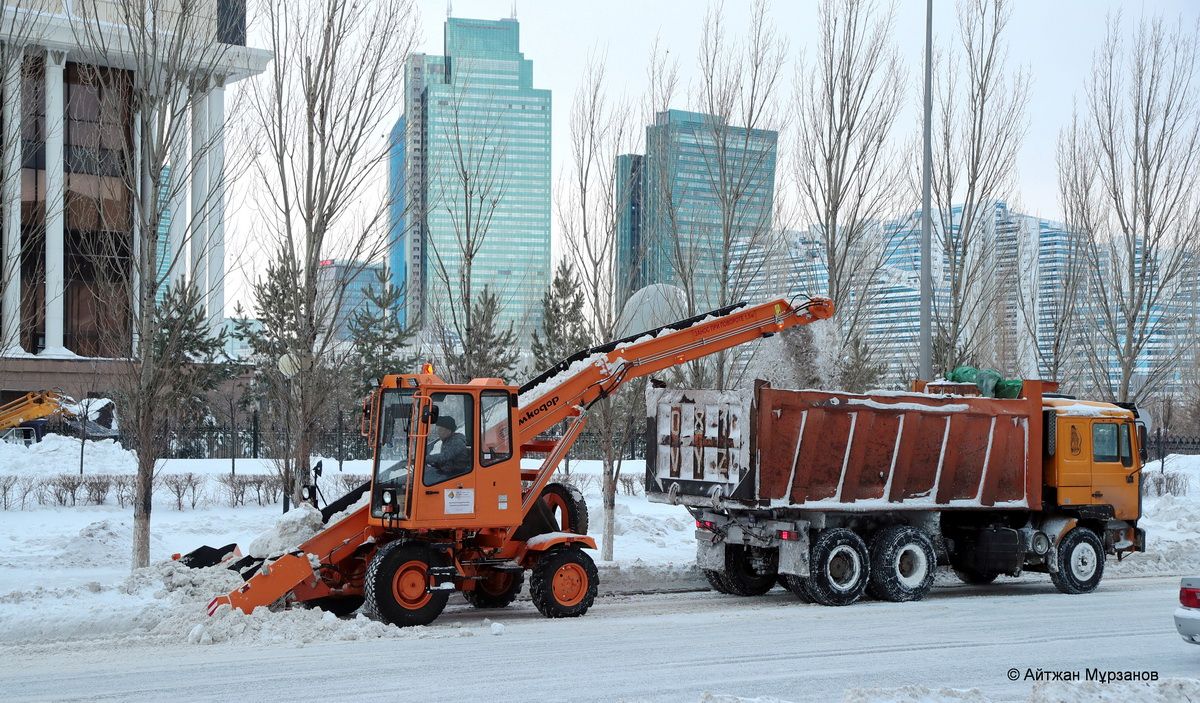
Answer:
top-left (1032, 531), bottom-right (1050, 555)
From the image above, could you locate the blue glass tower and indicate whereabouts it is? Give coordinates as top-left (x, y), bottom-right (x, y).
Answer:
top-left (388, 17), bottom-right (551, 336)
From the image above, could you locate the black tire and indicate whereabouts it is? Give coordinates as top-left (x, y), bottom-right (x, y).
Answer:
top-left (364, 541), bottom-right (450, 627)
top-left (803, 528), bottom-right (870, 606)
top-left (463, 571), bottom-right (524, 609)
top-left (867, 526), bottom-right (936, 602)
top-left (954, 566), bottom-right (1000, 585)
top-left (703, 568), bottom-right (734, 594)
top-left (720, 544), bottom-right (776, 596)
top-left (778, 573), bottom-right (812, 603)
top-left (306, 596), bottom-right (365, 617)
top-left (540, 483), bottom-right (590, 535)
top-left (1050, 527), bottom-right (1105, 595)
top-left (530, 547), bottom-right (599, 618)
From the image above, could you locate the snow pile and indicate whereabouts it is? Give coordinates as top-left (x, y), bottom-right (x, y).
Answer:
top-left (247, 503), bottom-right (323, 558)
top-left (0, 434), bottom-right (136, 475)
top-left (56, 519), bottom-right (162, 568)
top-left (1112, 455), bottom-right (1200, 577)
top-left (842, 680), bottom-right (1200, 703)
top-left (842, 687), bottom-right (988, 703)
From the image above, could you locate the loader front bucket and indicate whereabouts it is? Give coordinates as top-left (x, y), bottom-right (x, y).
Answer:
top-left (207, 552), bottom-right (316, 616)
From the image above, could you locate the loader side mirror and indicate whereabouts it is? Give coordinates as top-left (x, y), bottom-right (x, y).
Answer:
top-left (422, 405), bottom-right (440, 426)
top-left (360, 395), bottom-right (373, 439)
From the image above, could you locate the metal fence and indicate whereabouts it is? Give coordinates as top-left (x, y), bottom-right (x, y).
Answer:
top-left (1152, 430), bottom-right (1200, 460)
top-left (117, 414), bottom-right (646, 463)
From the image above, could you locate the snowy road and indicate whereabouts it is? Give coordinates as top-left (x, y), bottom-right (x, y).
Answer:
top-left (2, 575), bottom-right (1195, 702)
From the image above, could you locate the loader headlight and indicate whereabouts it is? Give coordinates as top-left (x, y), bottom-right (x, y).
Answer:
top-left (382, 489), bottom-right (394, 505)
top-left (301, 486), bottom-right (312, 501)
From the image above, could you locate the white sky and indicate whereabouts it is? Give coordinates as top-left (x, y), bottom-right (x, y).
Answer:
top-left (226, 0), bottom-right (1200, 313)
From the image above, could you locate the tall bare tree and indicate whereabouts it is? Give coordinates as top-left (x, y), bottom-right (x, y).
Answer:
top-left (928, 0), bottom-right (1029, 373)
top-left (556, 53), bottom-right (642, 561)
top-left (650, 0), bottom-right (789, 390)
top-left (425, 65), bottom-right (522, 383)
top-left (69, 0), bottom-right (253, 567)
top-left (1062, 14), bottom-right (1200, 404)
top-left (792, 0), bottom-right (905, 384)
top-left (249, 0), bottom-right (418, 504)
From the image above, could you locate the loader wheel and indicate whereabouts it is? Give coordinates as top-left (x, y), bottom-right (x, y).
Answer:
top-left (867, 526), bottom-right (936, 602)
top-left (778, 573), bottom-right (812, 603)
top-left (463, 570), bottom-right (524, 609)
top-left (307, 596), bottom-right (365, 617)
top-left (1050, 527), bottom-right (1104, 595)
top-left (530, 547), bottom-right (598, 618)
top-left (803, 528), bottom-right (869, 606)
top-left (540, 483), bottom-right (590, 535)
top-left (719, 544), bottom-right (776, 596)
top-left (365, 541), bottom-right (450, 627)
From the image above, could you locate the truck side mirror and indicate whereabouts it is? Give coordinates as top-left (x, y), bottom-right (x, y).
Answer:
top-left (1137, 423), bottom-right (1147, 464)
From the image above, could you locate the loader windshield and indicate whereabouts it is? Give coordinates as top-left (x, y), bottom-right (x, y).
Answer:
top-left (373, 389), bottom-right (415, 518)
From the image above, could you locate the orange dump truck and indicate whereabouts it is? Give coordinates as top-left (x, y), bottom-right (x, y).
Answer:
top-left (646, 380), bottom-right (1147, 606)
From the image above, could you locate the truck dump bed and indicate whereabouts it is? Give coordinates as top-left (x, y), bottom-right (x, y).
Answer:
top-left (646, 383), bottom-right (1045, 512)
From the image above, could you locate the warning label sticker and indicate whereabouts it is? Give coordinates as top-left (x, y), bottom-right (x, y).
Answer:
top-left (444, 489), bottom-right (475, 515)
top-left (498, 494), bottom-right (508, 510)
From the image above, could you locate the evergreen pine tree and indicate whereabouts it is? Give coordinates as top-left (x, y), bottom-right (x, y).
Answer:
top-left (445, 285), bottom-right (520, 381)
top-left (531, 260), bottom-right (591, 370)
top-left (348, 268), bottom-right (416, 395)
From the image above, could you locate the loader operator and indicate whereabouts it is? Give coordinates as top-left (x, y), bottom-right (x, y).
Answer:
top-left (424, 415), bottom-right (470, 483)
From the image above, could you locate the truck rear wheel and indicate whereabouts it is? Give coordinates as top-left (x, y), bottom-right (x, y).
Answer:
top-left (463, 571), bottom-right (523, 609)
top-left (703, 568), bottom-right (734, 594)
top-left (803, 528), bottom-right (870, 606)
top-left (364, 541), bottom-right (450, 627)
top-left (867, 526), bottom-right (936, 602)
top-left (720, 545), bottom-right (776, 596)
top-left (778, 573), bottom-right (812, 603)
top-left (530, 547), bottom-right (598, 618)
top-left (1050, 527), bottom-right (1104, 595)
top-left (540, 483), bottom-right (590, 535)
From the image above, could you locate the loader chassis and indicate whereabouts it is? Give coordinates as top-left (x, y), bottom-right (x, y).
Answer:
top-left (651, 384), bottom-right (1146, 606)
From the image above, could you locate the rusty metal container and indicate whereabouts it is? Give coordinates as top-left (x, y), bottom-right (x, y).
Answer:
top-left (647, 382), bottom-right (1046, 512)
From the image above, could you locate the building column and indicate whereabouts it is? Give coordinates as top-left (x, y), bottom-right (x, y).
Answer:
top-left (42, 50), bottom-right (70, 357)
top-left (1, 48), bottom-right (24, 355)
top-left (167, 86), bottom-right (189, 288)
top-left (189, 79), bottom-right (209, 297)
top-left (205, 78), bottom-right (225, 327)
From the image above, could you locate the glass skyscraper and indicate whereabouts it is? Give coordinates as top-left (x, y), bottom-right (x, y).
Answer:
top-left (388, 17), bottom-right (551, 338)
top-left (616, 110), bottom-right (778, 313)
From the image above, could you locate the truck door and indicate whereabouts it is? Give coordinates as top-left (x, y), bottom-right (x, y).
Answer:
top-left (1054, 418), bottom-right (1092, 486)
top-left (1090, 420), bottom-right (1137, 518)
top-left (417, 392), bottom-right (478, 524)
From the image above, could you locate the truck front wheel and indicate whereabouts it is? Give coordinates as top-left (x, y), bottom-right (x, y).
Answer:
top-left (867, 526), bottom-right (936, 602)
top-left (1050, 527), bottom-right (1104, 595)
top-left (803, 528), bottom-right (870, 606)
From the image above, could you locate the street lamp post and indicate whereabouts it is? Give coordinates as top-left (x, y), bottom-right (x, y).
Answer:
top-left (919, 0), bottom-right (934, 381)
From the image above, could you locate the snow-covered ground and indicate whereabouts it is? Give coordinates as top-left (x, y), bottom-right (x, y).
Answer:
top-left (0, 439), bottom-right (1197, 701)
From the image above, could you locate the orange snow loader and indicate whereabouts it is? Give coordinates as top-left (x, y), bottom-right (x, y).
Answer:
top-left (189, 297), bottom-right (833, 626)
top-left (0, 390), bottom-right (73, 430)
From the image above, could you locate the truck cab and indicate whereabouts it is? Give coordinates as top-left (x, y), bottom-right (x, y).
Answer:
top-left (1043, 398), bottom-right (1144, 523)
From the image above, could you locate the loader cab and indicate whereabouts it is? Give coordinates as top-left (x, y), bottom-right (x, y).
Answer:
top-left (368, 371), bottom-right (523, 531)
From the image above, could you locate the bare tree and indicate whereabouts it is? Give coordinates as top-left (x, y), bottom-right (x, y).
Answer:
top-left (1062, 14), bottom-right (1200, 404)
top-left (792, 0), bottom-right (905, 381)
top-left (68, 0), bottom-right (255, 568)
top-left (650, 0), bottom-right (789, 390)
top-left (556, 53), bottom-right (643, 561)
top-left (928, 0), bottom-right (1029, 374)
top-left (0, 8), bottom-right (51, 370)
top-left (425, 64), bottom-right (523, 383)
top-left (248, 0), bottom-right (418, 504)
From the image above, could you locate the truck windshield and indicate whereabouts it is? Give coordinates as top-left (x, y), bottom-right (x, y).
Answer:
top-left (373, 390), bottom-right (415, 518)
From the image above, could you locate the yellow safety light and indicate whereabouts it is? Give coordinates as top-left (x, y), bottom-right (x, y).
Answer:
top-left (421, 362), bottom-right (435, 375)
